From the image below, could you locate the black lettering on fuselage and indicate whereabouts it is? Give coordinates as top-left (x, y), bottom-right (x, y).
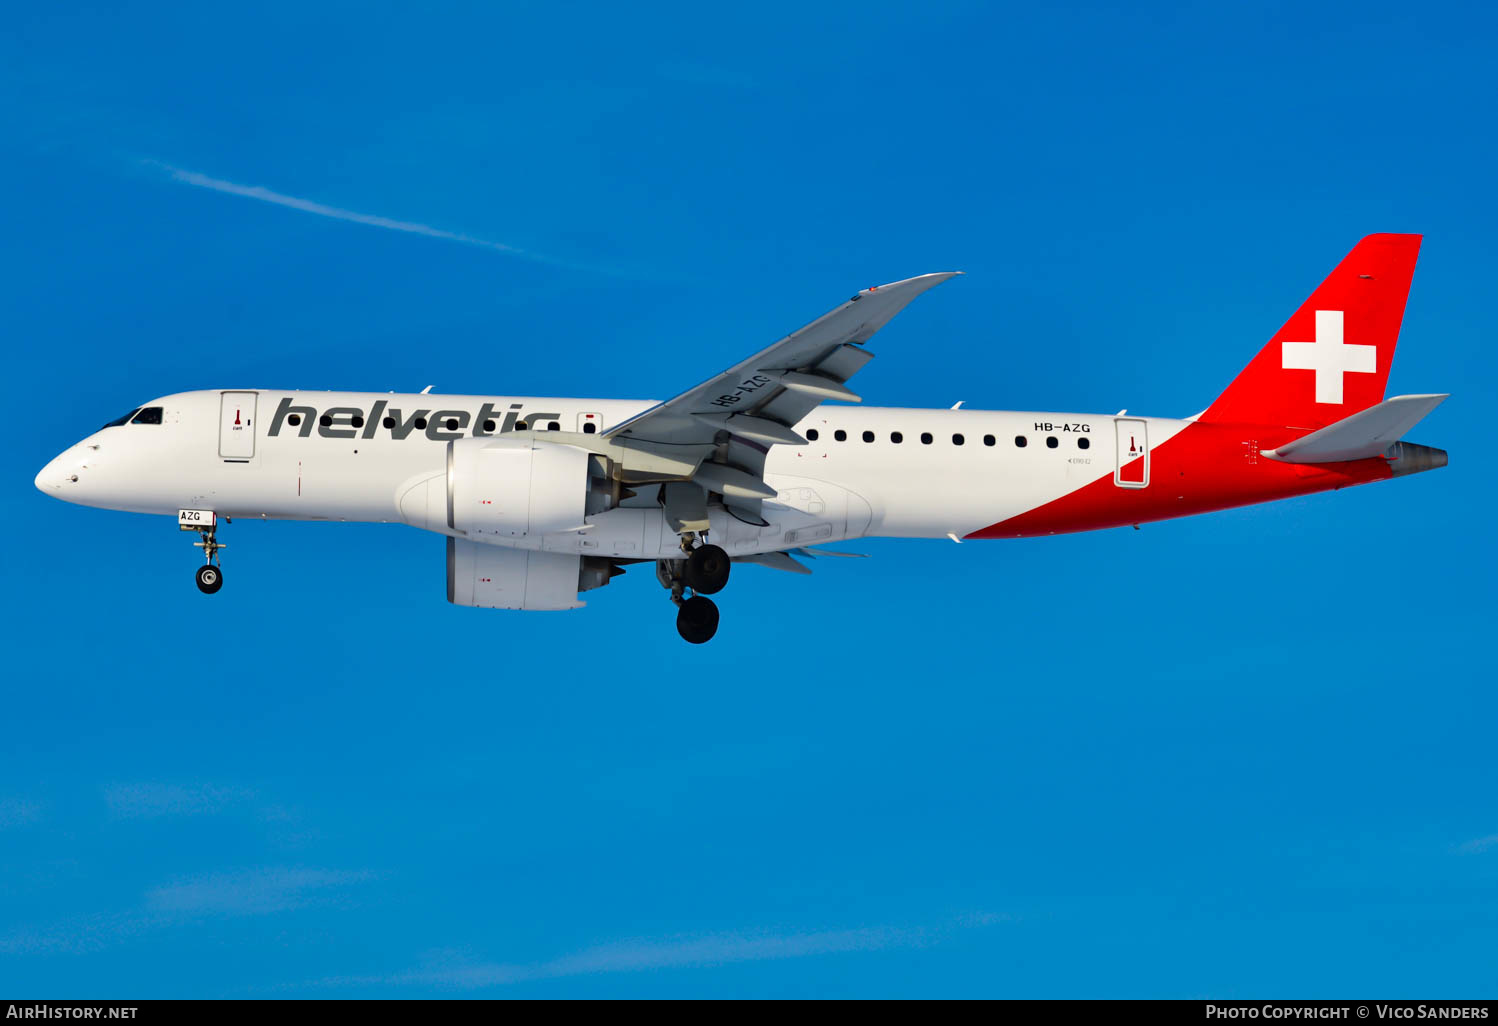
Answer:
top-left (270, 397), bottom-right (315, 438)
top-left (264, 398), bottom-right (575, 441)
top-left (474, 403), bottom-right (499, 436)
top-left (385, 408), bottom-right (431, 440)
top-left (362, 399), bottom-right (387, 440)
top-left (319, 407), bottom-right (361, 439)
top-left (427, 410), bottom-right (470, 441)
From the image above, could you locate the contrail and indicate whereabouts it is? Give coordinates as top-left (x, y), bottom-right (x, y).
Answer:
top-left (147, 160), bottom-right (565, 266)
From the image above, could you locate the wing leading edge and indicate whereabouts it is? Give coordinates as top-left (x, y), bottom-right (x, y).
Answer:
top-left (605, 272), bottom-right (961, 511)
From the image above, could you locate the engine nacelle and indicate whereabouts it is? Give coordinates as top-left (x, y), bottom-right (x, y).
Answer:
top-left (400, 437), bottom-right (599, 536)
top-left (449, 436), bottom-right (592, 537)
top-left (447, 537), bottom-right (615, 610)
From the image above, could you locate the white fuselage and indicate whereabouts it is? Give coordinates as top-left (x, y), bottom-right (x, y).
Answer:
top-left (35, 390), bottom-right (1187, 558)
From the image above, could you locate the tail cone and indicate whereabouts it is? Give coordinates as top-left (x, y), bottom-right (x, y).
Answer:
top-left (1388, 441), bottom-right (1447, 477)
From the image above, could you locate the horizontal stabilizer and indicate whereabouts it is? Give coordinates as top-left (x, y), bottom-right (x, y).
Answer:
top-left (734, 551), bottom-right (812, 575)
top-left (1264, 393), bottom-right (1448, 464)
top-left (792, 546), bottom-right (868, 559)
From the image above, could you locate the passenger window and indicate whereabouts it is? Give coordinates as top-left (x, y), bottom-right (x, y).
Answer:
top-left (1078, 436), bottom-right (1090, 450)
top-left (548, 421), bottom-right (560, 431)
top-left (447, 418), bottom-right (461, 431)
top-left (351, 416), bottom-right (365, 429)
top-left (415, 417), bottom-right (430, 430)
top-left (1046, 436), bottom-right (1058, 448)
top-left (952, 433), bottom-right (965, 446)
top-left (582, 422), bottom-right (596, 434)
top-left (1014, 435), bottom-right (1027, 447)
top-left (891, 431), bottom-right (903, 444)
top-left (920, 432), bottom-right (933, 445)
top-left (103, 408), bottom-right (142, 429)
top-left (383, 417), bottom-right (395, 429)
top-left (806, 428), bottom-right (820, 441)
top-left (319, 415), bottom-right (332, 427)
top-left (834, 429), bottom-right (847, 442)
top-left (513, 420), bottom-right (526, 430)
top-left (862, 430), bottom-right (875, 443)
top-left (983, 434), bottom-right (995, 446)
top-left (131, 407), bottom-right (163, 425)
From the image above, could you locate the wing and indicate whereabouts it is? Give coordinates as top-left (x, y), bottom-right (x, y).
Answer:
top-left (605, 272), bottom-right (960, 509)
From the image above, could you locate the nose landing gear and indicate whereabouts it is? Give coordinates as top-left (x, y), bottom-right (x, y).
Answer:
top-left (187, 520), bottom-right (226, 595)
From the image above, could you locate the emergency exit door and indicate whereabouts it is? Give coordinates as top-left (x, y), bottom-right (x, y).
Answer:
top-left (219, 392), bottom-right (257, 459)
top-left (1114, 418), bottom-right (1148, 488)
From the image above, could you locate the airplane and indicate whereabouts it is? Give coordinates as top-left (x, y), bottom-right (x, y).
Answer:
top-left (34, 233), bottom-right (1447, 644)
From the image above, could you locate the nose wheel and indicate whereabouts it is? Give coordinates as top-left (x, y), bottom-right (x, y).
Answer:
top-left (187, 521), bottom-right (227, 595)
top-left (195, 563), bottom-right (223, 594)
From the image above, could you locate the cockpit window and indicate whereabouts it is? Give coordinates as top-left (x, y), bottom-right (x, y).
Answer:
top-left (131, 407), bottom-right (163, 425)
top-left (103, 408), bottom-right (142, 428)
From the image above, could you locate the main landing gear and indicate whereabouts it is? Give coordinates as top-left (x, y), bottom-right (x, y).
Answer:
top-left (189, 522), bottom-right (226, 594)
top-left (659, 533), bottom-right (732, 644)
top-left (684, 541), bottom-right (730, 595)
top-left (676, 595), bottom-right (720, 645)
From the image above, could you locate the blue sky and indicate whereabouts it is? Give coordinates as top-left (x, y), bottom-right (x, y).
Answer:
top-left (2, 0), bottom-right (1495, 997)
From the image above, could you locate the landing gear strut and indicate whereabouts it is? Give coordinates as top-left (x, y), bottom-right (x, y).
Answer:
top-left (658, 533), bottom-right (728, 644)
top-left (190, 523), bottom-right (226, 595)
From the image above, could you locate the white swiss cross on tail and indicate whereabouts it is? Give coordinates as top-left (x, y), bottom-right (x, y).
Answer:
top-left (1280, 310), bottom-right (1376, 404)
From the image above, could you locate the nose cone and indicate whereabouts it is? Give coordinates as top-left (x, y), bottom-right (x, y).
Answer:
top-left (35, 444), bottom-right (89, 499)
top-left (35, 453), bottom-right (68, 493)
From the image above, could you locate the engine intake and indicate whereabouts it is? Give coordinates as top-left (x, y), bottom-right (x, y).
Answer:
top-left (448, 436), bottom-right (592, 537)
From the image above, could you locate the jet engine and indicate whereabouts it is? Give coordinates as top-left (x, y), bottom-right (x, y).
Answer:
top-left (447, 436), bottom-right (592, 536)
top-left (396, 437), bottom-right (625, 610)
top-left (399, 437), bottom-right (617, 535)
top-left (447, 536), bottom-right (617, 611)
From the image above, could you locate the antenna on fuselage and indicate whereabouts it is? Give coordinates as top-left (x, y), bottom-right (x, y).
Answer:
top-left (420, 385), bottom-right (434, 394)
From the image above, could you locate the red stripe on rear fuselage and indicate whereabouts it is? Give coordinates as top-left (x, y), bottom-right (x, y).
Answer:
top-left (965, 420), bottom-right (1394, 539)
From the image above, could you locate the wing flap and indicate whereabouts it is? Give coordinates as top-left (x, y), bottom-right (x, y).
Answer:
top-left (594, 272), bottom-right (959, 521)
top-left (605, 272), bottom-right (959, 446)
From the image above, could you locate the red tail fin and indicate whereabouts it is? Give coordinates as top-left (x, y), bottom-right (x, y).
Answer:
top-left (1199, 234), bottom-right (1422, 430)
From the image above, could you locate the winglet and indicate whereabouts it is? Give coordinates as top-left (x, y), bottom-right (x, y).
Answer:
top-left (844, 272), bottom-right (962, 340)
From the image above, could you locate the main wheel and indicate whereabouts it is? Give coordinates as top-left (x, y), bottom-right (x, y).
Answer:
top-left (195, 564), bottom-right (223, 594)
top-left (683, 543), bottom-right (730, 595)
top-left (675, 595), bottom-right (720, 644)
